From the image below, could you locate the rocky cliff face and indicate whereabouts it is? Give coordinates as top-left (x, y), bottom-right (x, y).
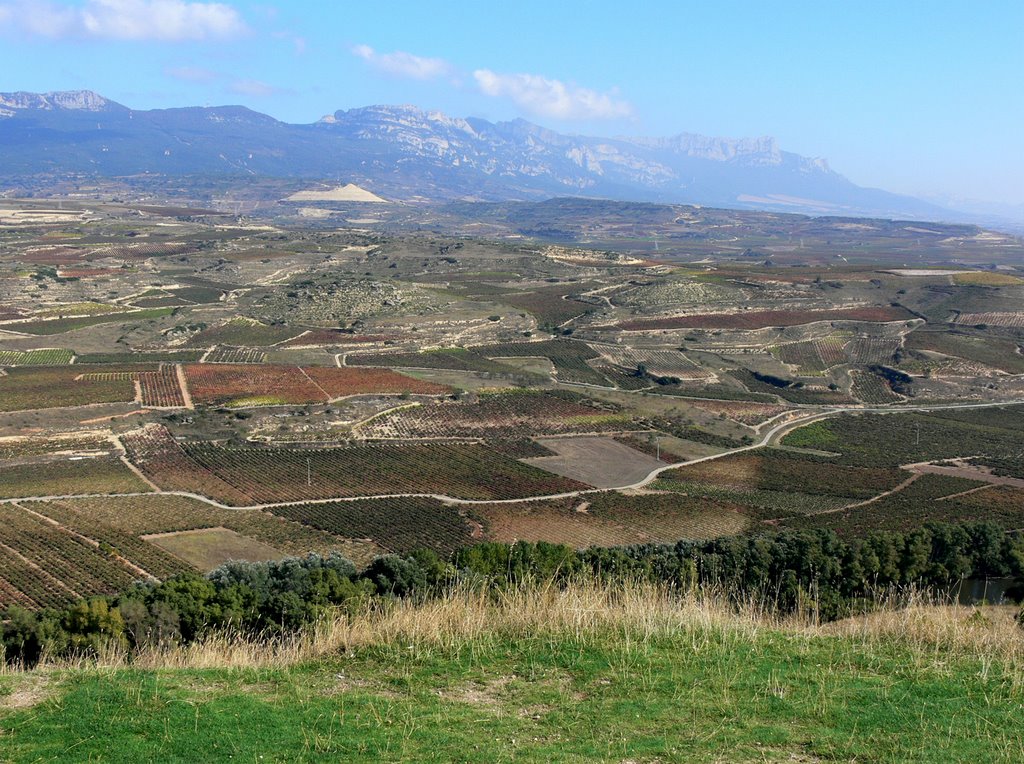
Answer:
top-left (0, 90), bottom-right (116, 116)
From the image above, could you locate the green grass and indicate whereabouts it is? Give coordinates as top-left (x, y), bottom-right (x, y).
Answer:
top-left (2, 622), bottom-right (1023, 762)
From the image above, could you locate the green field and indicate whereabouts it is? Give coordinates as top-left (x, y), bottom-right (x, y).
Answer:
top-left (2, 588), bottom-right (1022, 763)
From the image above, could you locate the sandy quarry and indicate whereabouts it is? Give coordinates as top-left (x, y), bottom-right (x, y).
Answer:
top-left (286, 184), bottom-right (388, 203)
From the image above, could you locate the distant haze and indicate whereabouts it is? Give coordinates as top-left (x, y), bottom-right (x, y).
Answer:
top-left (0, 1), bottom-right (1019, 213)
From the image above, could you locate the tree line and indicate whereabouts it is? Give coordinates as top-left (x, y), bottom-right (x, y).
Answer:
top-left (4, 521), bottom-right (1022, 667)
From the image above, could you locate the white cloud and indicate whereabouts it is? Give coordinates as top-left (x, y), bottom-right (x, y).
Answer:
top-left (473, 69), bottom-right (632, 121)
top-left (351, 44), bottom-right (452, 81)
top-left (228, 78), bottom-right (277, 97)
top-left (0, 0), bottom-right (248, 41)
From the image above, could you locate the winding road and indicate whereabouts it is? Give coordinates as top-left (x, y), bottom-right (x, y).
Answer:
top-left (2, 399), bottom-right (1019, 511)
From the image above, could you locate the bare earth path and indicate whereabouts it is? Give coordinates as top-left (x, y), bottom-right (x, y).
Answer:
top-left (905, 463), bottom-right (1024, 490)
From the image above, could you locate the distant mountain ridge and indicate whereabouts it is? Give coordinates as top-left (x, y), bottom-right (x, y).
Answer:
top-left (0, 89), bottom-right (975, 222)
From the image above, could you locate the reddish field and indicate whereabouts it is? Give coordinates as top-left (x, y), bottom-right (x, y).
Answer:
top-left (183, 364), bottom-right (448, 406)
top-left (57, 267), bottom-right (124, 279)
top-left (0, 366), bottom-right (138, 411)
top-left (137, 366), bottom-right (187, 408)
top-left (618, 306), bottom-right (913, 331)
top-left (184, 364), bottom-right (323, 405)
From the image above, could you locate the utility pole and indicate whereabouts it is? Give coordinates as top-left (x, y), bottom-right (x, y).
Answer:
top-left (306, 457), bottom-right (311, 487)
top-left (915, 422), bottom-right (921, 446)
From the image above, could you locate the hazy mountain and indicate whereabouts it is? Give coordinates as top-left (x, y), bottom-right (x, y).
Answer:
top-left (0, 89), bottom-right (974, 222)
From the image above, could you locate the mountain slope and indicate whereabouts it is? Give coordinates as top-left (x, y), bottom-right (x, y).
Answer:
top-left (0, 90), bottom-right (955, 220)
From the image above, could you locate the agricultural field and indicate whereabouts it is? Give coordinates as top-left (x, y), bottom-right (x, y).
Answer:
top-left (781, 407), bottom-right (1024, 468)
top-left (182, 363), bottom-right (446, 407)
top-left (122, 425), bottom-right (587, 503)
top-left (478, 492), bottom-right (751, 548)
top-left (25, 494), bottom-right (382, 567)
top-left (661, 450), bottom-right (906, 500)
top-left (269, 498), bottom-right (479, 555)
top-left (144, 528), bottom-right (289, 571)
top-left (2, 307), bottom-right (174, 335)
top-left (953, 311), bottom-right (1024, 328)
top-left (522, 436), bottom-right (665, 488)
top-left (592, 345), bottom-right (713, 379)
top-left (903, 330), bottom-right (1024, 374)
top-left (0, 348), bottom-right (74, 366)
top-left (183, 318), bottom-right (303, 348)
top-left (474, 339), bottom-right (609, 385)
top-left (0, 197), bottom-right (1022, 604)
top-left (0, 456), bottom-right (151, 499)
top-left (500, 284), bottom-right (595, 327)
top-left (850, 369), bottom-right (903, 403)
top-left (0, 504), bottom-right (142, 609)
top-left (951, 271), bottom-right (1023, 286)
top-left (783, 475), bottom-right (1024, 536)
top-left (0, 366), bottom-right (138, 411)
top-left (617, 306), bottom-right (914, 331)
top-left (76, 350), bottom-right (204, 364)
top-left (355, 390), bottom-right (630, 440)
top-left (347, 348), bottom-right (520, 375)
top-left (203, 347), bottom-right (267, 364)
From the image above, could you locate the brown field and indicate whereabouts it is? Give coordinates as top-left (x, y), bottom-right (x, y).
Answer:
top-left (664, 452), bottom-right (905, 499)
top-left (479, 492), bottom-right (751, 548)
top-left (618, 306), bottom-right (914, 331)
top-left (32, 495), bottom-right (384, 567)
top-left (183, 364), bottom-right (448, 406)
top-left (685, 400), bottom-right (789, 426)
top-left (522, 437), bottom-right (665, 488)
top-left (144, 527), bottom-right (288, 571)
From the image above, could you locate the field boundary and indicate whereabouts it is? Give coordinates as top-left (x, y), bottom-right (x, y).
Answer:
top-left (2, 400), bottom-right (1018, 511)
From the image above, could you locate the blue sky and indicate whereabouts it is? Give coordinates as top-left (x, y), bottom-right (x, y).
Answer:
top-left (0, 0), bottom-right (1021, 206)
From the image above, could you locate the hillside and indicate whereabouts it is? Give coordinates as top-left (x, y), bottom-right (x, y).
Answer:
top-left (0, 90), bottom-right (961, 221)
top-left (1, 583), bottom-right (1022, 762)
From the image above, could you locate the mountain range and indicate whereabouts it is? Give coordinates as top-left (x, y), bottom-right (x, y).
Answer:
top-left (0, 89), bottom-right (1007, 226)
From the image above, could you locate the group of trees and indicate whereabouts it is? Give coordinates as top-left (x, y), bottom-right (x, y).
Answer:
top-left (3, 522), bottom-right (1022, 667)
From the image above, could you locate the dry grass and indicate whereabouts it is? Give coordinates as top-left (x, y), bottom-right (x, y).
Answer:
top-left (26, 580), bottom-right (1024, 674)
top-left (822, 594), bottom-right (1023, 661)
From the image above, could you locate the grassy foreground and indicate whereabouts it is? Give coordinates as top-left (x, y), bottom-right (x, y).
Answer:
top-left (1, 584), bottom-right (1023, 763)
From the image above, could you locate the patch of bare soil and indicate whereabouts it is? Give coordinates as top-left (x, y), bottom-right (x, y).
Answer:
top-left (1, 675), bottom-right (53, 710)
top-left (523, 436), bottom-right (664, 489)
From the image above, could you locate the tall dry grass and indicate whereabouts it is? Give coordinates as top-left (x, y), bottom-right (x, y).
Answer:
top-left (32, 579), bottom-right (1021, 674)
